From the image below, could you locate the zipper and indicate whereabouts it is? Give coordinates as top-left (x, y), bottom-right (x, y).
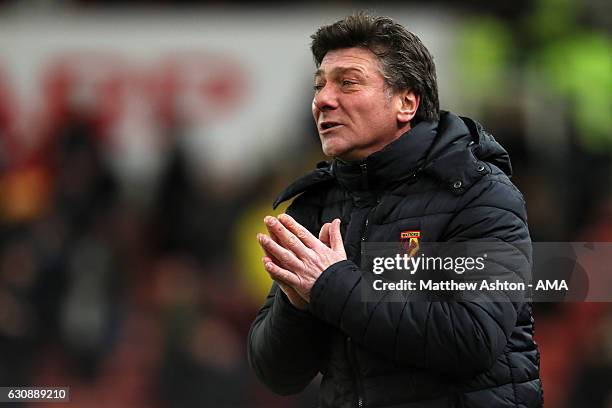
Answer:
top-left (346, 336), bottom-right (364, 408)
top-left (348, 204), bottom-right (378, 408)
top-left (361, 202), bottom-right (377, 242)
top-left (347, 163), bottom-right (379, 408)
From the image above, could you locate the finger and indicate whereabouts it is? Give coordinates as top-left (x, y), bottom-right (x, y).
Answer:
top-left (261, 229), bottom-right (281, 264)
top-left (262, 259), bottom-right (301, 288)
top-left (264, 215), bottom-right (312, 256)
top-left (264, 216), bottom-right (297, 256)
top-left (329, 218), bottom-right (344, 252)
top-left (265, 224), bottom-right (281, 243)
top-left (278, 214), bottom-right (325, 250)
top-left (262, 247), bottom-right (279, 264)
top-left (259, 235), bottom-right (280, 265)
top-left (261, 257), bottom-right (299, 286)
top-left (319, 223), bottom-right (331, 246)
top-left (258, 233), bottom-right (302, 270)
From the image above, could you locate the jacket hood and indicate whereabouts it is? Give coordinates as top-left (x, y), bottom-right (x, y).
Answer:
top-left (418, 111), bottom-right (513, 195)
top-left (432, 111), bottom-right (512, 177)
top-left (273, 111), bottom-right (512, 208)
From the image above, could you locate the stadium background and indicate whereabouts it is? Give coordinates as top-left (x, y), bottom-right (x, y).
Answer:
top-left (0, 0), bottom-right (611, 406)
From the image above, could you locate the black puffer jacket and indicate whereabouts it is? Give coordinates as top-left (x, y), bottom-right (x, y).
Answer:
top-left (248, 111), bottom-right (543, 408)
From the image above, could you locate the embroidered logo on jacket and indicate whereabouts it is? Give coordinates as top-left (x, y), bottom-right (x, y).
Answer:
top-left (400, 230), bottom-right (421, 257)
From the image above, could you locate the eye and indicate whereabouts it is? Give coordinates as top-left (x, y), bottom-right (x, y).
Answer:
top-left (342, 80), bottom-right (356, 87)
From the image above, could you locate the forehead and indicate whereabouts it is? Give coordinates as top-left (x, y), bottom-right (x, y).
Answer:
top-left (316, 47), bottom-right (382, 77)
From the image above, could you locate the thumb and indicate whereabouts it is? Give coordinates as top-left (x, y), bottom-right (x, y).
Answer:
top-left (329, 218), bottom-right (344, 252)
top-left (319, 223), bottom-right (331, 246)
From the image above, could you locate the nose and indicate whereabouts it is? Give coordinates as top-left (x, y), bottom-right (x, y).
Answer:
top-left (313, 84), bottom-right (339, 111)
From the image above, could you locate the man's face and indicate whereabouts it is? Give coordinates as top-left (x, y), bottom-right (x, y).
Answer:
top-left (312, 47), bottom-right (408, 162)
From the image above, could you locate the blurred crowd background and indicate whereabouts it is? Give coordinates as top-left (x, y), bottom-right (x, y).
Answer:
top-left (0, 0), bottom-right (611, 407)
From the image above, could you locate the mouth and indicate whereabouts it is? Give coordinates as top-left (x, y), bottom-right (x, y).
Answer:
top-left (319, 121), bottom-right (343, 132)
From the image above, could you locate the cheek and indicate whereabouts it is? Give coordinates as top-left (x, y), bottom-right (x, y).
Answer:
top-left (365, 103), bottom-right (394, 126)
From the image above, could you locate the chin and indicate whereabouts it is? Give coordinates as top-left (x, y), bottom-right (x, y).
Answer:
top-left (322, 145), bottom-right (346, 158)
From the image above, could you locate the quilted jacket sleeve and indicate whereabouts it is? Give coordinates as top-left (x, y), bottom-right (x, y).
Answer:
top-left (308, 178), bottom-right (530, 379)
top-left (247, 198), bottom-right (330, 395)
top-left (247, 282), bottom-right (328, 394)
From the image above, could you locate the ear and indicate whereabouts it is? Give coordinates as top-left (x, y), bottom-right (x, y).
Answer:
top-left (396, 90), bottom-right (420, 125)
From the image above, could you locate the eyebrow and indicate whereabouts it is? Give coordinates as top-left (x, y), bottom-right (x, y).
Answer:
top-left (314, 66), bottom-right (367, 79)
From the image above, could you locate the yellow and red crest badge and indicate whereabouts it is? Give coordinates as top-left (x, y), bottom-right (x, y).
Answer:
top-left (400, 230), bottom-right (420, 257)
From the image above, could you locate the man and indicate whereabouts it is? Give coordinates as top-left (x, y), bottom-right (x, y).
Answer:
top-left (248, 13), bottom-right (543, 408)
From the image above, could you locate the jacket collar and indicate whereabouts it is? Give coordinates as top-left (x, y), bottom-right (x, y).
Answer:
top-left (333, 119), bottom-right (438, 193)
top-left (272, 111), bottom-right (513, 208)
